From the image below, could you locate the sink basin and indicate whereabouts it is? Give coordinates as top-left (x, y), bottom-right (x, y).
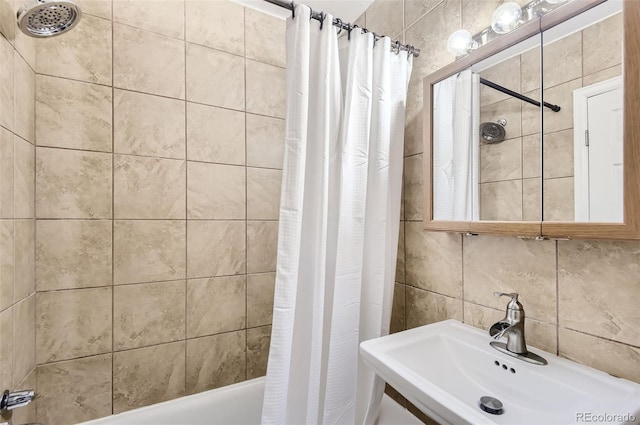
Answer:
top-left (360, 320), bottom-right (640, 425)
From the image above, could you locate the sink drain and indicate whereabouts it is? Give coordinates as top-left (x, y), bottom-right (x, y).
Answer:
top-left (479, 396), bottom-right (503, 415)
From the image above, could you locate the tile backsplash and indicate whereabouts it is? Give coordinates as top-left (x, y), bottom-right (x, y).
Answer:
top-left (2, 0), bottom-right (285, 423)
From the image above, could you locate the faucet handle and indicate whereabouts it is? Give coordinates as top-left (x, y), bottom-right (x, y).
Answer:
top-left (493, 292), bottom-right (523, 311)
top-left (494, 292), bottom-right (519, 301)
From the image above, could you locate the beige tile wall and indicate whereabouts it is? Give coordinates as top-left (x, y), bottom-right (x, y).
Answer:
top-left (26, 1), bottom-right (285, 423)
top-left (0, 0), bottom-right (37, 423)
top-left (358, 0), bottom-right (640, 422)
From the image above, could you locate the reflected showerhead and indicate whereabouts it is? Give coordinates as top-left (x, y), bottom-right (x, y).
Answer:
top-left (17, 0), bottom-right (82, 38)
top-left (480, 119), bottom-right (507, 143)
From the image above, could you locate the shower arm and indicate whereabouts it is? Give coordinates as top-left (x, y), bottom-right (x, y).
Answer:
top-left (480, 78), bottom-right (561, 112)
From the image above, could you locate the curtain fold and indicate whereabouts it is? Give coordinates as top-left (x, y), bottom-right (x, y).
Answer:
top-left (261, 5), bottom-right (412, 424)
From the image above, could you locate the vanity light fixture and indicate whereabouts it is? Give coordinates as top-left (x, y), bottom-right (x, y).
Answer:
top-left (446, 0), bottom-right (574, 58)
top-left (446, 29), bottom-right (475, 56)
top-left (491, 2), bottom-right (523, 34)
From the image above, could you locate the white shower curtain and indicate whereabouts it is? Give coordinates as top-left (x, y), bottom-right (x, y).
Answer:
top-left (433, 70), bottom-right (479, 221)
top-left (261, 5), bottom-right (412, 425)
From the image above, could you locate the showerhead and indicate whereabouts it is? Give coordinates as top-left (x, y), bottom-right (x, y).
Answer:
top-left (480, 118), bottom-right (507, 143)
top-left (17, 0), bottom-right (82, 38)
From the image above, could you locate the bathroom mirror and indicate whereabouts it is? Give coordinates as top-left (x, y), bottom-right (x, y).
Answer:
top-left (541, 1), bottom-right (623, 223)
top-left (424, 0), bottom-right (640, 239)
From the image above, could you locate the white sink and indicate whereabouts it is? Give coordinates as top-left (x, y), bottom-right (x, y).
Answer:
top-left (360, 320), bottom-right (640, 425)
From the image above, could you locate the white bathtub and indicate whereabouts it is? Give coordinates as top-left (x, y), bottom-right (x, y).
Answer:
top-left (79, 377), bottom-right (422, 425)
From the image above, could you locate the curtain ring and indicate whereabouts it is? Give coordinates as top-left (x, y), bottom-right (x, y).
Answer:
top-left (394, 40), bottom-right (401, 55)
top-left (372, 33), bottom-right (378, 47)
top-left (308, 7), bottom-right (313, 20)
top-left (335, 17), bottom-right (343, 34)
top-left (348, 24), bottom-right (357, 40)
top-left (319, 12), bottom-right (326, 29)
top-left (290, 1), bottom-right (295, 19)
top-left (407, 45), bottom-right (415, 60)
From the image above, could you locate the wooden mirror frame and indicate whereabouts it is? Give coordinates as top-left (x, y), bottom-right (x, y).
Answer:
top-left (423, 0), bottom-right (640, 240)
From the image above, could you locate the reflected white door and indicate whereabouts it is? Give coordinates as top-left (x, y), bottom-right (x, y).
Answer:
top-left (573, 76), bottom-right (623, 222)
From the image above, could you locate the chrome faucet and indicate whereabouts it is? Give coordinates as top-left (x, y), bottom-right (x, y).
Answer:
top-left (489, 292), bottom-right (547, 366)
top-left (0, 389), bottom-right (38, 425)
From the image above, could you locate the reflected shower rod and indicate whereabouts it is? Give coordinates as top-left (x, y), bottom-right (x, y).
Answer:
top-left (262, 0), bottom-right (420, 57)
top-left (480, 78), bottom-right (561, 112)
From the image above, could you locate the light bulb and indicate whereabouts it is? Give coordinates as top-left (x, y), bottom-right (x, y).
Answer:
top-left (491, 2), bottom-right (523, 34)
top-left (446, 30), bottom-right (473, 56)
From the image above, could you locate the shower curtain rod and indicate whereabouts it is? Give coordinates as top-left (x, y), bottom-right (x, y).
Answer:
top-left (262, 0), bottom-right (421, 57)
top-left (480, 77), bottom-right (561, 112)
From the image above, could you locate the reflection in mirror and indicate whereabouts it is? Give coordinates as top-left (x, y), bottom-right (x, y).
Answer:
top-left (432, 34), bottom-right (542, 222)
top-left (541, 0), bottom-right (624, 223)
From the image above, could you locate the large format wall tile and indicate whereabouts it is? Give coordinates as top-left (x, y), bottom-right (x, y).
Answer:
top-left (543, 177), bottom-right (574, 221)
top-left (0, 220), bottom-right (13, 310)
top-left (365, 0), bottom-right (403, 37)
top-left (36, 75), bottom-right (112, 152)
top-left (36, 220), bottom-right (112, 291)
top-left (479, 138), bottom-right (522, 183)
top-left (406, 287), bottom-right (462, 329)
top-left (480, 55), bottom-right (521, 107)
top-left (247, 167), bottom-right (281, 220)
top-left (247, 273), bottom-right (275, 328)
top-left (113, 0), bottom-right (184, 39)
top-left (0, 35), bottom-right (13, 131)
top-left (247, 326), bottom-right (270, 379)
top-left (187, 275), bottom-right (246, 338)
top-left (114, 89), bottom-right (185, 159)
top-left (559, 328), bottom-right (640, 383)
top-left (36, 14), bottom-right (112, 85)
top-left (114, 23), bottom-right (185, 99)
top-left (37, 354), bottom-right (112, 425)
top-left (114, 220), bottom-right (186, 285)
top-left (0, 308), bottom-right (11, 391)
top-left (582, 13), bottom-right (623, 76)
top-left (246, 60), bottom-right (286, 118)
top-left (542, 78), bottom-right (581, 134)
top-left (187, 220), bottom-right (245, 278)
top-left (245, 8), bottom-right (286, 67)
top-left (542, 31), bottom-right (582, 90)
top-left (187, 162), bottom-right (245, 219)
top-left (0, 128), bottom-right (12, 218)
top-left (13, 136), bottom-right (34, 218)
top-left (405, 223), bottom-right (462, 297)
top-left (246, 114), bottom-right (285, 169)
top-left (185, 0), bottom-right (244, 56)
top-left (13, 53), bottom-right (34, 143)
top-left (390, 283), bottom-right (406, 334)
top-left (186, 331), bottom-right (246, 394)
top-left (114, 155), bottom-right (186, 219)
top-left (36, 287), bottom-right (112, 363)
top-left (13, 219), bottom-right (34, 301)
top-left (113, 341), bottom-right (186, 413)
top-left (558, 240), bottom-right (640, 346)
top-left (75, 0), bottom-right (112, 19)
top-left (403, 154), bottom-right (423, 221)
top-left (186, 43), bottom-right (244, 110)
top-left (12, 294), bottom-right (35, 386)
top-left (404, 0), bottom-right (443, 28)
top-left (36, 147), bottom-right (112, 219)
top-left (479, 180), bottom-right (522, 221)
top-left (186, 102), bottom-right (245, 165)
top-left (114, 281), bottom-right (186, 350)
top-left (247, 221), bottom-right (278, 274)
top-left (463, 235), bottom-right (557, 324)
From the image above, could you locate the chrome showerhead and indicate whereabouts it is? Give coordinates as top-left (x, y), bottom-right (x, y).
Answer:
top-left (480, 118), bottom-right (507, 143)
top-left (17, 0), bottom-right (82, 38)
